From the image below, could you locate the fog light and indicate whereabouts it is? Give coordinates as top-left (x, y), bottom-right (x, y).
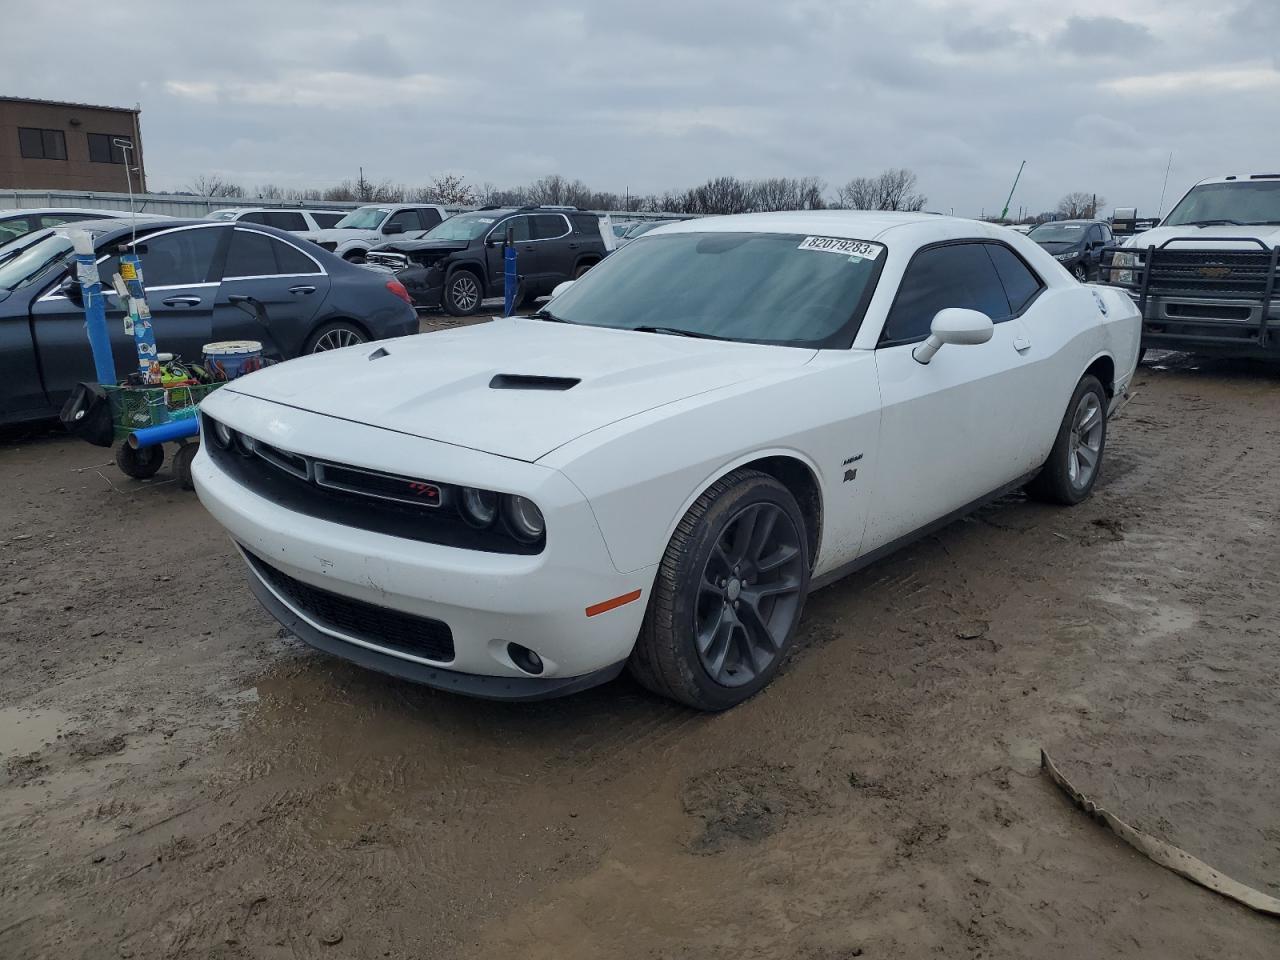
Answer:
top-left (506, 642), bottom-right (544, 675)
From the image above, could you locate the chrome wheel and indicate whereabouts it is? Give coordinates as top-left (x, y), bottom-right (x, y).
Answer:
top-left (1072, 263), bottom-right (1088, 282)
top-left (695, 502), bottom-right (804, 687)
top-left (1068, 391), bottom-right (1104, 489)
top-left (449, 274), bottom-right (480, 312)
top-left (310, 327), bottom-right (365, 352)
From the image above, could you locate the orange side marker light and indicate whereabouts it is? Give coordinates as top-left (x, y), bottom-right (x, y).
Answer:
top-left (585, 589), bottom-right (642, 618)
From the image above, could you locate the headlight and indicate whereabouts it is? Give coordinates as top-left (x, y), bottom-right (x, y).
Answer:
top-left (1110, 250), bottom-right (1139, 285)
top-left (459, 487), bottom-right (499, 528)
top-left (1112, 251), bottom-right (1137, 268)
top-left (503, 495), bottom-right (545, 543)
top-left (1053, 252), bottom-right (1076, 261)
top-left (211, 418), bottom-right (234, 449)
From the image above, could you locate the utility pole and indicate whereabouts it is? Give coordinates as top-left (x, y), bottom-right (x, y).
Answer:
top-left (1000, 160), bottom-right (1026, 221)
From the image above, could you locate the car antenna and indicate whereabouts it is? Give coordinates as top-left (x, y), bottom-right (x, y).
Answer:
top-left (113, 138), bottom-right (138, 245)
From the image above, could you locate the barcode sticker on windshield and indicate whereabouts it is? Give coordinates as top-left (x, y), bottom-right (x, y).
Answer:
top-left (798, 236), bottom-right (882, 259)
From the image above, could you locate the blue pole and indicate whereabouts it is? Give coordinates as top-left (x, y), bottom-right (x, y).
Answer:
top-left (129, 418), bottom-right (200, 449)
top-left (70, 231), bottom-right (116, 385)
top-left (503, 243), bottom-right (518, 317)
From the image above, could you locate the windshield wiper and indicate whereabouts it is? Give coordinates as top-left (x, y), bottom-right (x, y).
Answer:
top-left (1182, 218), bottom-right (1244, 226)
top-left (631, 325), bottom-right (728, 341)
top-left (530, 309), bottom-right (573, 323)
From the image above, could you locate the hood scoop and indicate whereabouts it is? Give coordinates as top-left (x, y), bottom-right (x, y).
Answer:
top-left (368, 347), bottom-right (390, 361)
top-left (489, 373), bottom-right (580, 391)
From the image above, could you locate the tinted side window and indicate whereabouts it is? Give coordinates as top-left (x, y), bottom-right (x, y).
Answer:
top-left (101, 227), bottom-right (223, 287)
top-left (311, 212), bottom-right (344, 228)
top-left (532, 214), bottom-right (569, 240)
top-left (239, 211), bottom-right (269, 224)
top-left (570, 214), bottom-right (597, 236)
top-left (264, 211), bottom-right (307, 231)
top-left (386, 209), bottom-right (422, 231)
top-left (492, 216), bottom-right (531, 243)
top-left (882, 243), bottom-right (1010, 344)
top-left (984, 244), bottom-right (1043, 315)
top-left (225, 229), bottom-right (320, 276)
top-left (417, 208), bottom-right (443, 228)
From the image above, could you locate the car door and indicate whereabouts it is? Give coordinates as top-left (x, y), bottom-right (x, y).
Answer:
top-left (29, 223), bottom-right (226, 403)
top-left (485, 215), bottom-right (533, 296)
top-left (211, 226), bottom-right (331, 358)
top-left (862, 241), bottom-right (1039, 552)
top-left (529, 213), bottom-right (575, 288)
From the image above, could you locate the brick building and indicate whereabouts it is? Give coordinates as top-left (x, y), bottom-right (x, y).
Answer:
top-left (0, 96), bottom-right (146, 192)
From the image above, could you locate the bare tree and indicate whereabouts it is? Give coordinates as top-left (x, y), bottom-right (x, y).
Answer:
top-left (837, 169), bottom-right (926, 211)
top-left (412, 174), bottom-right (479, 206)
top-left (836, 176), bottom-right (879, 210)
top-left (324, 177), bottom-right (403, 203)
top-left (255, 183), bottom-right (284, 200)
top-left (188, 174), bottom-right (243, 198)
top-left (1057, 191), bottom-right (1104, 219)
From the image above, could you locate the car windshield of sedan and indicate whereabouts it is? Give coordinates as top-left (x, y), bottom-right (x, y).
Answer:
top-left (543, 231), bottom-right (884, 346)
top-left (420, 213), bottom-right (501, 242)
top-left (1029, 223), bottom-right (1086, 242)
top-left (1163, 180), bottom-right (1280, 226)
top-left (333, 206), bottom-right (390, 229)
top-left (0, 232), bottom-right (74, 291)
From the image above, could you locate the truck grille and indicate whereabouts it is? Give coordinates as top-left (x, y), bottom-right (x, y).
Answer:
top-left (246, 549), bottom-right (455, 662)
top-left (1147, 249), bottom-right (1275, 299)
top-left (366, 251), bottom-right (408, 271)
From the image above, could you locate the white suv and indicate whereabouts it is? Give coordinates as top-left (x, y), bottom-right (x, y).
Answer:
top-left (207, 208), bottom-right (348, 233)
top-left (300, 204), bottom-right (451, 263)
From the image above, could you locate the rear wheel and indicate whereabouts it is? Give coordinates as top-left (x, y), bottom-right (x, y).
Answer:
top-left (573, 261), bottom-right (597, 279)
top-left (629, 469), bottom-right (810, 711)
top-left (1026, 374), bottom-right (1107, 505)
top-left (305, 321), bottom-right (367, 353)
top-left (443, 270), bottom-right (483, 316)
top-left (115, 442), bottom-right (164, 480)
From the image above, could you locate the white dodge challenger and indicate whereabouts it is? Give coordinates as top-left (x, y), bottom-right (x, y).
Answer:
top-left (194, 211), bottom-right (1140, 710)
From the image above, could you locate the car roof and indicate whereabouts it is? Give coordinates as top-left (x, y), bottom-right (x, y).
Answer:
top-left (1194, 174), bottom-right (1280, 186)
top-left (1034, 219), bottom-right (1100, 227)
top-left (651, 210), bottom-right (943, 241)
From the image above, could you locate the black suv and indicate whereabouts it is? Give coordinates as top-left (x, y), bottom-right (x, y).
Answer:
top-left (364, 206), bottom-right (611, 314)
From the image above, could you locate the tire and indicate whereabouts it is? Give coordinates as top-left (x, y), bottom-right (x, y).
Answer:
top-left (115, 442), bottom-right (164, 480)
top-left (443, 270), bottom-right (483, 316)
top-left (629, 469), bottom-right (811, 711)
top-left (1025, 374), bottom-right (1107, 506)
top-left (342, 249), bottom-right (367, 264)
top-left (515, 282), bottom-right (538, 310)
top-left (174, 442), bottom-right (198, 491)
top-left (305, 321), bottom-right (367, 353)
top-left (573, 261), bottom-right (596, 279)
top-left (1072, 263), bottom-right (1088, 283)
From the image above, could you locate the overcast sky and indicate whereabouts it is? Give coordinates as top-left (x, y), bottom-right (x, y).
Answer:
top-left (9, 0), bottom-right (1279, 217)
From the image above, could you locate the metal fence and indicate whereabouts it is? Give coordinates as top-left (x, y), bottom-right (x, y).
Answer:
top-left (0, 188), bottom-right (689, 222)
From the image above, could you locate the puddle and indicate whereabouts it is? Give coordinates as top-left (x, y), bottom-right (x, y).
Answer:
top-left (0, 705), bottom-right (75, 757)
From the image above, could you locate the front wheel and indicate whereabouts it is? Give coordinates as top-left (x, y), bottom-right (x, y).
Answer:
top-left (342, 249), bottom-right (367, 264)
top-left (443, 271), bottom-right (483, 316)
top-left (629, 469), bottom-right (810, 711)
top-left (1072, 263), bottom-right (1088, 282)
top-left (1026, 374), bottom-right (1107, 505)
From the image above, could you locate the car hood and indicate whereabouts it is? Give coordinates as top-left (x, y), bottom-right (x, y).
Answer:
top-left (370, 239), bottom-right (469, 255)
top-left (1121, 224), bottom-right (1280, 250)
top-left (225, 317), bottom-right (817, 462)
top-left (301, 227), bottom-right (379, 243)
top-left (1034, 240), bottom-right (1080, 254)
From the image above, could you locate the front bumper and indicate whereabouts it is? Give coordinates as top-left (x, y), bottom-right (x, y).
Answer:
top-left (396, 266), bottom-right (444, 308)
top-left (192, 393), bottom-right (653, 697)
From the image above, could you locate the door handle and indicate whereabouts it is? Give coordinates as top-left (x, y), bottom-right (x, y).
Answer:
top-left (1013, 336), bottom-right (1032, 352)
top-left (161, 296), bottom-right (201, 307)
top-left (289, 285), bottom-right (316, 295)
top-left (568, 242), bottom-right (580, 249)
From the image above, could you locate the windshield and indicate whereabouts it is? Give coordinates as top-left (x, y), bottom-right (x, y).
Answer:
top-left (421, 212), bottom-right (503, 242)
top-left (1164, 180), bottom-right (1280, 226)
top-left (0, 232), bottom-right (75, 291)
top-left (1029, 223), bottom-right (1087, 243)
top-left (333, 206), bottom-right (390, 230)
top-left (543, 231), bottom-right (883, 346)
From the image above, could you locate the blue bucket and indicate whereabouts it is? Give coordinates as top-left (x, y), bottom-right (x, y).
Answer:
top-left (203, 340), bottom-right (264, 380)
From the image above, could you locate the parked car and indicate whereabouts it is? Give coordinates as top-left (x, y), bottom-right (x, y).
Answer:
top-left (0, 218), bottom-right (417, 425)
top-left (207, 208), bottom-right (348, 232)
top-left (364, 205), bottom-right (613, 314)
top-left (1027, 220), bottom-right (1114, 281)
top-left (193, 211), bottom-right (1140, 710)
top-left (0, 208), bottom-right (168, 246)
top-left (1100, 173), bottom-right (1280, 359)
top-left (300, 204), bottom-right (450, 263)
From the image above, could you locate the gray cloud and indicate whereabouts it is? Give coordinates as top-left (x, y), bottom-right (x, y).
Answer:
top-left (4, 0), bottom-right (1276, 220)
top-left (1056, 16), bottom-right (1154, 57)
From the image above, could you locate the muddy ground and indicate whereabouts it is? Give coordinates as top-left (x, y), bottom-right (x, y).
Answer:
top-left (2, 345), bottom-right (1278, 959)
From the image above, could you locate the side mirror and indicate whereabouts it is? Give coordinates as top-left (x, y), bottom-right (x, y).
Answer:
top-left (550, 280), bottom-right (575, 300)
top-left (486, 234), bottom-right (503, 248)
top-left (912, 308), bottom-right (994, 365)
top-left (60, 272), bottom-right (84, 307)
top-left (382, 222), bottom-right (405, 235)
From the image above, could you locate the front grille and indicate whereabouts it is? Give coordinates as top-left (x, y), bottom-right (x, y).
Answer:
top-left (246, 549), bottom-right (455, 662)
top-left (366, 251), bottom-right (408, 270)
top-left (1146, 249), bottom-right (1274, 299)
